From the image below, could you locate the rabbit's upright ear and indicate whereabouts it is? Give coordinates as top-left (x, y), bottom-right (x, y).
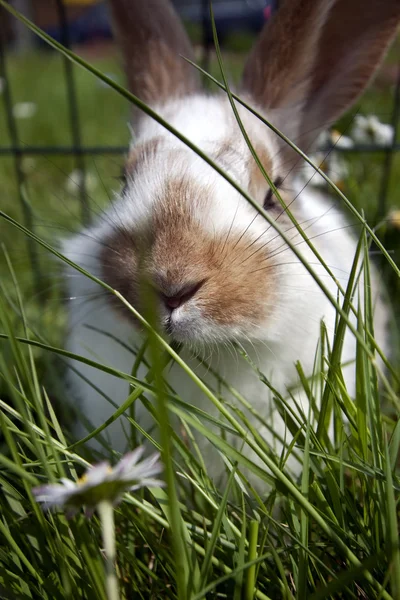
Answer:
top-left (242, 0), bottom-right (400, 152)
top-left (109, 0), bottom-right (200, 110)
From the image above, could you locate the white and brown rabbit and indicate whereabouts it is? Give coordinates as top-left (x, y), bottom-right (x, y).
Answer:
top-left (64, 0), bottom-right (398, 486)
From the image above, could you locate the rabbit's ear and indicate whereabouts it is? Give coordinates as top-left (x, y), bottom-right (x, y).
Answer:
top-left (109, 0), bottom-right (200, 110)
top-left (242, 0), bottom-right (400, 151)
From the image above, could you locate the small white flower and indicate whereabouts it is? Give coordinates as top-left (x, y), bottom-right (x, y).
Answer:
top-left (12, 101), bottom-right (37, 119)
top-left (330, 129), bottom-right (354, 149)
top-left (33, 448), bottom-right (164, 516)
top-left (388, 209), bottom-right (400, 230)
top-left (65, 169), bottom-right (98, 194)
top-left (317, 129), bottom-right (354, 149)
top-left (298, 152), bottom-right (348, 189)
top-left (316, 130), bottom-right (331, 148)
top-left (351, 115), bottom-right (394, 146)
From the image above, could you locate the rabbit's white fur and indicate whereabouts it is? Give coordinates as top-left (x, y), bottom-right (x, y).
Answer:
top-left (64, 94), bottom-right (388, 485)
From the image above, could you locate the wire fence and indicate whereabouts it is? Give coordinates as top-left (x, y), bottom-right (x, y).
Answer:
top-left (1, 0), bottom-right (400, 290)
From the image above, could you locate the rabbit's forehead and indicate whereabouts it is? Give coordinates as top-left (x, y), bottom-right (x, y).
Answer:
top-left (120, 147), bottom-right (275, 242)
top-left (121, 120), bottom-right (278, 240)
top-left (138, 95), bottom-right (241, 144)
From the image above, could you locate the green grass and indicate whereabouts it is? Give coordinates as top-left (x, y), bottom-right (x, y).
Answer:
top-left (1, 44), bottom-right (400, 302)
top-left (0, 7), bottom-right (400, 600)
top-left (1, 221), bottom-right (399, 599)
top-left (1, 47), bottom-right (399, 388)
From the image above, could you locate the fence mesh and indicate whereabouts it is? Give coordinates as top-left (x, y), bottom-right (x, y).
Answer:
top-left (1, 0), bottom-right (400, 290)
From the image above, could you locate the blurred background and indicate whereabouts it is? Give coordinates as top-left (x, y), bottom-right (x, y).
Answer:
top-left (0, 0), bottom-right (399, 397)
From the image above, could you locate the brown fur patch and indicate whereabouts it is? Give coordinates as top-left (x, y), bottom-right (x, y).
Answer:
top-left (242, 0), bottom-right (400, 154)
top-left (100, 176), bottom-right (277, 335)
top-left (212, 138), bottom-right (275, 205)
top-left (242, 0), bottom-right (334, 110)
top-left (100, 226), bottom-right (141, 321)
top-left (110, 0), bottom-right (200, 107)
top-left (304, 0), bottom-right (400, 129)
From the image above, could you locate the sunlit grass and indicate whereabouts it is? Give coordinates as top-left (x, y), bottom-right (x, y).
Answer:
top-left (1, 223), bottom-right (399, 598)
top-left (0, 4), bottom-right (399, 599)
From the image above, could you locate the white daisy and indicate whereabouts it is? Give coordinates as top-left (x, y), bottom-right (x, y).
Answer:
top-left (330, 129), bottom-right (354, 149)
top-left (318, 129), bottom-right (354, 149)
top-left (351, 115), bottom-right (394, 146)
top-left (298, 152), bottom-right (348, 189)
top-left (33, 447), bottom-right (164, 516)
top-left (12, 101), bottom-right (37, 119)
top-left (388, 209), bottom-right (400, 229)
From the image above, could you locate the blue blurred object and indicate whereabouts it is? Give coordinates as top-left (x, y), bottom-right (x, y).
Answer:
top-left (42, 0), bottom-right (276, 46)
top-left (175, 0), bottom-right (277, 43)
top-left (44, 2), bottom-right (112, 46)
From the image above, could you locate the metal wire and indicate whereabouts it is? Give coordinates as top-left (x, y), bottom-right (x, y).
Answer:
top-left (1, 143), bottom-right (400, 157)
top-left (55, 0), bottom-right (90, 225)
top-left (0, 10), bottom-right (42, 294)
top-left (1, 0), bottom-right (399, 288)
top-left (0, 145), bottom-right (127, 156)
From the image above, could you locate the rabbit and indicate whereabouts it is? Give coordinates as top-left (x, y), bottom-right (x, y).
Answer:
top-left (63, 0), bottom-right (398, 488)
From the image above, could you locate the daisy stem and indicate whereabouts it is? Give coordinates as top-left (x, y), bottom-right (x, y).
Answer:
top-left (98, 500), bottom-right (120, 600)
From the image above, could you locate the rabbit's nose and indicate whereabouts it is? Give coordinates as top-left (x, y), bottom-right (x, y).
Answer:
top-left (161, 280), bottom-right (205, 311)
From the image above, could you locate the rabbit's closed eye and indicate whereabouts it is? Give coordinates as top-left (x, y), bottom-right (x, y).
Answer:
top-left (263, 176), bottom-right (284, 209)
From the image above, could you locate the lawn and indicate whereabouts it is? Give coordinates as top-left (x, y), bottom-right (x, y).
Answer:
top-left (0, 25), bottom-right (400, 600)
top-left (1, 43), bottom-right (400, 387)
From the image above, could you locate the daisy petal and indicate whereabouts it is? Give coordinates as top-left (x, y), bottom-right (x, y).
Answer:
top-left (113, 447), bottom-right (145, 477)
top-left (84, 462), bottom-right (112, 485)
